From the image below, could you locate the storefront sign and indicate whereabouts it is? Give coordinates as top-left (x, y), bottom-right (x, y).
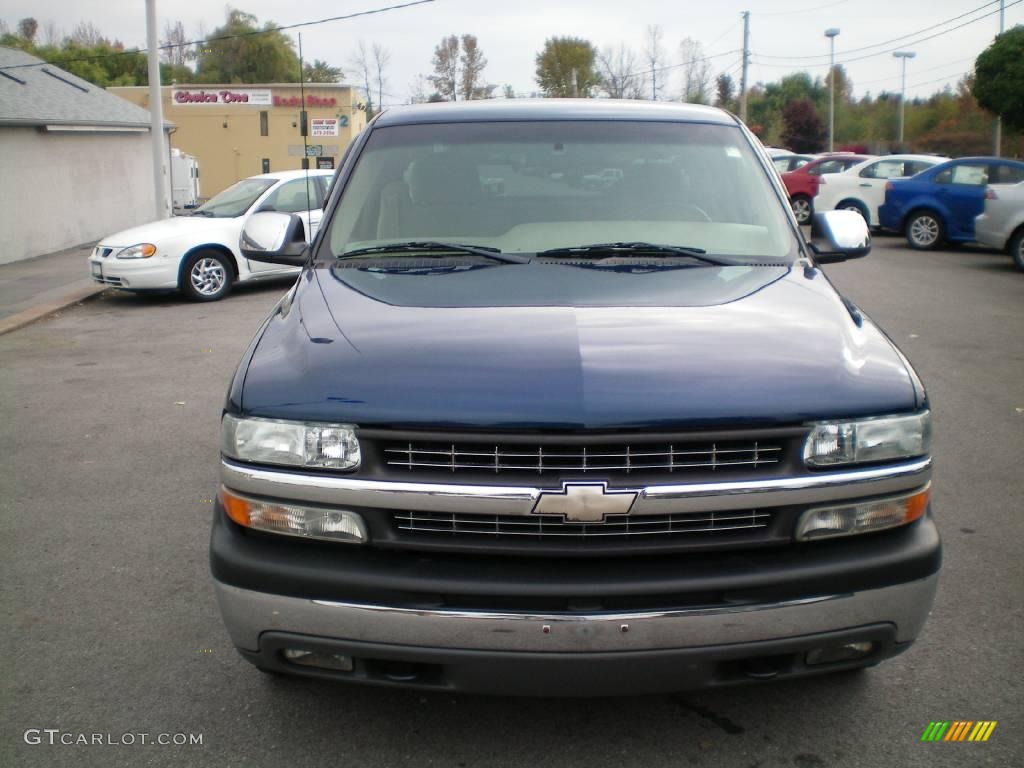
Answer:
top-left (305, 145), bottom-right (323, 157)
top-left (310, 118), bottom-right (338, 137)
top-left (172, 88), bottom-right (272, 106)
top-left (272, 94), bottom-right (338, 107)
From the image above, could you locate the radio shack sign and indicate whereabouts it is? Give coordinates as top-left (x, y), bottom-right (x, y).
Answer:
top-left (172, 89), bottom-right (272, 106)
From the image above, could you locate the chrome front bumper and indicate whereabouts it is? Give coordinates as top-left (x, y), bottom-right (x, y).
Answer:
top-left (215, 574), bottom-right (939, 654)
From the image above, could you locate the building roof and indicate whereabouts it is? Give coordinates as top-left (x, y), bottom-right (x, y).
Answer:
top-left (374, 99), bottom-right (736, 128)
top-left (0, 46), bottom-right (168, 129)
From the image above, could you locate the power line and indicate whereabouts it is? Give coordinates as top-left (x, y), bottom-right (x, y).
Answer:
top-left (0, 0), bottom-right (435, 71)
top-left (752, 0), bottom-right (1019, 71)
top-left (758, 0), bottom-right (850, 17)
top-left (855, 56), bottom-right (978, 87)
top-left (624, 48), bottom-right (741, 80)
top-left (756, 0), bottom-right (1001, 60)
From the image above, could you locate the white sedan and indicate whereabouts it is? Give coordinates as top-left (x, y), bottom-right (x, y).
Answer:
top-left (88, 170), bottom-right (333, 301)
top-left (813, 154), bottom-right (948, 227)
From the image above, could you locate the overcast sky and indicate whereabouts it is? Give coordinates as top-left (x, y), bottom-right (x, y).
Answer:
top-left (3, 0), bottom-right (1020, 102)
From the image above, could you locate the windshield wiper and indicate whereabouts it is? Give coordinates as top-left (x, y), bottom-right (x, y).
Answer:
top-left (339, 241), bottom-right (530, 264)
top-left (537, 242), bottom-right (746, 266)
top-left (190, 209), bottom-right (214, 217)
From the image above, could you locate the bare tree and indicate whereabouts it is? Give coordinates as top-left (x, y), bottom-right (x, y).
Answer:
top-left (70, 21), bottom-right (104, 46)
top-left (372, 43), bottom-right (391, 112)
top-left (643, 24), bottom-right (666, 100)
top-left (161, 20), bottom-right (191, 66)
top-left (349, 41), bottom-right (376, 118)
top-left (41, 20), bottom-right (62, 47)
top-left (597, 44), bottom-right (645, 99)
top-left (409, 74), bottom-right (430, 104)
top-left (679, 38), bottom-right (711, 104)
top-left (429, 34), bottom-right (460, 101)
top-left (459, 34), bottom-right (493, 99)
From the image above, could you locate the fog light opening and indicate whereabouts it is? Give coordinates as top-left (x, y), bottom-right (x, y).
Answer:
top-left (805, 641), bottom-right (876, 666)
top-left (281, 648), bottom-right (353, 672)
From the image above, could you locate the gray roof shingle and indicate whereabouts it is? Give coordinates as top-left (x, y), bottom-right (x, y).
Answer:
top-left (0, 46), bottom-right (169, 128)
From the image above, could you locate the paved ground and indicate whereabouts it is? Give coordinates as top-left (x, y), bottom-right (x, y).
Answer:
top-left (1, 239), bottom-right (1021, 768)
top-left (0, 244), bottom-right (103, 334)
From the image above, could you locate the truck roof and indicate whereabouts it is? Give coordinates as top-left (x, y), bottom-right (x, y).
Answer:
top-left (373, 99), bottom-right (737, 128)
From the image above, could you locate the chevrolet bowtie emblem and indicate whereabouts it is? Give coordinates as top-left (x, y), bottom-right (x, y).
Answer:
top-left (532, 482), bottom-right (638, 523)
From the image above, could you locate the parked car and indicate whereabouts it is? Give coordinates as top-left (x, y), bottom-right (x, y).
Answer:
top-left (582, 167), bottom-right (625, 189)
top-left (782, 154), bottom-right (874, 224)
top-left (88, 170), bottom-right (333, 301)
top-left (974, 181), bottom-right (1024, 270)
top-left (212, 100), bottom-right (938, 696)
top-left (878, 157), bottom-right (1024, 250)
top-left (771, 154), bottom-right (815, 174)
top-left (814, 154), bottom-right (948, 227)
top-left (764, 146), bottom-right (794, 158)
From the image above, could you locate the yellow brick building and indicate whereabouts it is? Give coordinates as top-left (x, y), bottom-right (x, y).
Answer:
top-left (109, 83), bottom-right (366, 199)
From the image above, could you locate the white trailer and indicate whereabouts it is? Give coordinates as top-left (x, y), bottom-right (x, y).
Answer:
top-left (169, 148), bottom-right (200, 211)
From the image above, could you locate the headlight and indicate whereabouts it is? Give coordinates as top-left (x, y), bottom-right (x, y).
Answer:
top-left (803, 411), bottom-right (931, 467)
top-left (220, 486), bottom-right (368, 544)
top-left (796, 486), bottom-right (930, 541)
top-left (221, 414), bottom-right (361, 470)
top-left (115, 243), bottom-right (157, 259)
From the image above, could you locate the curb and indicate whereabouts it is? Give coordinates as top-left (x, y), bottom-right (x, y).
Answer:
top-left (0, 283), bottom-right (108, 336)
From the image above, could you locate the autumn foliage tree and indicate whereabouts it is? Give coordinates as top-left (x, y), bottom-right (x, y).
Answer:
top-left (781, 99), bottom-right (825, 152)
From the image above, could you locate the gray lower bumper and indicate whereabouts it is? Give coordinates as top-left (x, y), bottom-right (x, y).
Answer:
top-left (215, 574), bottom-right (938, 654)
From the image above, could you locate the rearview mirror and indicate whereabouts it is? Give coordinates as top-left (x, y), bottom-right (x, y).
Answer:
top-left (810, 210), bottom-right (871, 264)
top-left (240, 211), bottom-right (308, 266)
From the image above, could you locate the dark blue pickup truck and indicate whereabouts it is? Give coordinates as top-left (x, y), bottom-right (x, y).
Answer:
top-left (211, 100), bottom-right (939, 696)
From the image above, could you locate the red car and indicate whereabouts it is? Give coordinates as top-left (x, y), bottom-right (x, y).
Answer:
top-left (782, 154), bottom-right (874, 224)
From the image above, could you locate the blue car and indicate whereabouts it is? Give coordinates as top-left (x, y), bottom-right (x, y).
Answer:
top-left (879, 157), bottom-right (1024, 250)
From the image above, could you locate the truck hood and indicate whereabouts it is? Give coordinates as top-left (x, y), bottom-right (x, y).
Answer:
top-left (236, 261), bottom-right (919, 429)
top-left (98, 214), bottom-right (232, 247)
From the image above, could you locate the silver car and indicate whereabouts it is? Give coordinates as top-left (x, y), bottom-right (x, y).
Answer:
top-left (975, 182), bottom-right (1024, 271)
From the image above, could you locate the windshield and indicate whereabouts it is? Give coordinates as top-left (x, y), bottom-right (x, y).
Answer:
top-left (325, 121), bottom-right (797, 262)
top-left (194, 178), bottom-right (276, 218)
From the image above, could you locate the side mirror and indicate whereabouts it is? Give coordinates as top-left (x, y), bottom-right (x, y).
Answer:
top-left (810, 209), bottom-right (871, 264)
top-left (240, 211), bottom-right (308, 266)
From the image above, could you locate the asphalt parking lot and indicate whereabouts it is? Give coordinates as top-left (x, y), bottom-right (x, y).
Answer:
top-left (2, 237), bottom-right (1022, 768)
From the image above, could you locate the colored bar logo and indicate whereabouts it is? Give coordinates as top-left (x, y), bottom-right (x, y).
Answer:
top-left (921, 721), bottom-right (997, 742)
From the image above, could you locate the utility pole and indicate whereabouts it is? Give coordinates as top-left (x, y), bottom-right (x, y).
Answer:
top-left (994, 0), bottom-right (1005, 156)
top-left (145, 0), bottom-right (168, 219)
top-left (825, 28), bottom-right (840, 152)
top-left (893, 51), bottom-right (915, 146)
top-left (739, 11), bottom-right (750, 122)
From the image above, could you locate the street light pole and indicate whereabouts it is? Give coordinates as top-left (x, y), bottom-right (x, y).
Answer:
top-left (145, 0), bottom-right (168, 219)
top-left (824, 28), bottom-right (840, 152)
top-left (994, 0), bottom-right (1005, 156)
top-left (893, 51), bottom-right (915, 147)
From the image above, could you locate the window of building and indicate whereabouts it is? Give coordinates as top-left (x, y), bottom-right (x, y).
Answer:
top-left (259, 111), bottom-right (268, 137)
top-left (261, 158), bottom-right (270, 174)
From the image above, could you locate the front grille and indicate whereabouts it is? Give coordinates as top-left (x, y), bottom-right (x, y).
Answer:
top-left (383, 440), bottom-right (781, 477)
top-left (92, 275), bottom-right (122, 286)
top-left (394, 509), bottom-right (770, 540)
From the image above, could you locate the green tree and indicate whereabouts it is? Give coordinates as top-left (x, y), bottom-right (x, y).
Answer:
top-left (195, 9), bottom-right (300, 84)
top-left (973, 25), bottom-right (1024, 132)
top-left (715, 73), bottom-right (735, 110)
top-left (534, 37), bottom-right (601, 97)
top-left (303, 59), bottom-right (343, 83)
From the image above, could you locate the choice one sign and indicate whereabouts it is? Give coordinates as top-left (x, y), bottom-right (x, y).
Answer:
top-left (172, 89), bottom-right (272, 106)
